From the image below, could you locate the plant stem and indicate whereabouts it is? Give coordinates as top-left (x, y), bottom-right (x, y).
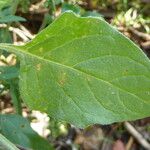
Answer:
top-left (51, 0), bottom-right (56, 14)
top-left (10, 82), bottom-right (22, 115)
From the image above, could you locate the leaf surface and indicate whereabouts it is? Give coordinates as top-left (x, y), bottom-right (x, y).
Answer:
top-left (0, 0), bottom-right (12, 10)
top-left (0, 65), bottom-right (19, 81)
top-left (0, 12), bottom-right (150, 127)
top-left (0, 114), bottom-right (53, 150)
top-left (0, 15), bottom-right (26, 23)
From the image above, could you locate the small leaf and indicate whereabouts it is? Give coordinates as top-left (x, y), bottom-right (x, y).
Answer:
top-left (0, 29), bottom-right (12, 43)
top-left (82, 11), bottom-right (103, 18)
top-left (0, 0), bottom-right (12, 10)
top-left (0, 65), bottom-right (19, 81)
top-left (0, 133), bottom-right (19, 150)
top-left (0, 12), bottom-right (150, 127)
top-left (0, 65), bottom-right (21, 114)
top-left (61, 3), bottom-right (81, 14)
top-left (0, 15), bottom-right (26, 23)
top-left (0, 114), bottom-right (53, 150)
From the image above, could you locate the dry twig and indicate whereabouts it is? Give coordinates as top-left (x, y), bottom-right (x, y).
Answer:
top-left (125, 136), bottom-right (134, 150)
top-left (17, 23), bottom-right (35, 39)
top-left (0, 23), bottom-right (35, 44)
top-left (124, 122), bottom-right (150, 150)
top-left (129, 27), bottom-right (150, 41)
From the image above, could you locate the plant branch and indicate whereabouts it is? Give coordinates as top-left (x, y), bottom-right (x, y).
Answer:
top-left (10, 81), bottom-right (22, 115)
top-left (124, 122), bottom-right (150, 150)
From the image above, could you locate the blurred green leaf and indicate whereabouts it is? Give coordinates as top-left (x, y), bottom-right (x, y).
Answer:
top-left (0, 133), bottom-right (19, 150)
top-left (45, 0), bottom-right (62, 7)
top-left (0, 65), bottom-right (22, 114)
top-left (62, 2), bottom-right (81, 14)
top-left (50, 119), bottom-right (68, 138)
top-left (44, 0), bottom-right (56, 13)
top-left (0, 65), bottom-right (19, 81)
top-left (82, 11), bottom-right (103, 18)
top-left (19, 0), bottom-right (30, 13)
top-left (0, 15), bottom-right (26, 23)
top-left (0, 64), bottom-right (21, 114)
top-left (39, 13), bottom-right (53, 31)
top-left (0, 0), bottom-right (12, 10)
top-left (55, 0), bottom-right (62, 5)
top-left (0, 114), bottom-right (54, 150)
top-left (0, 29), bottom-right (12, 43)
top-left (10, 79), bottom-right (22, 115)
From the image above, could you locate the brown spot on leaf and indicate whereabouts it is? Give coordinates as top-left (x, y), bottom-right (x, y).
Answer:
top-left (123, 69), bottom-right (128, 75)
top-left (58, 72), bottom-right (67, 86)
top-left (21, 124), bottom-right (25, 128)
top-left (36, 63), bottom-right (41, 71)
top-left (39, 47), bottom-right (43, 53)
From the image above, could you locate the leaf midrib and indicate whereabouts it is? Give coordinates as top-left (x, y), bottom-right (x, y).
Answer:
top-left (0, 44), bottom-right (148, 105)
top-left (24, 34), bottom-right (150, 73)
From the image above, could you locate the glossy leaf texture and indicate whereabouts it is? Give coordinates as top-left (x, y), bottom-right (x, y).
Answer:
top-left (0, 12), bottom-right (150, 127)
top-left (0, 114), bottom-right (53, 150)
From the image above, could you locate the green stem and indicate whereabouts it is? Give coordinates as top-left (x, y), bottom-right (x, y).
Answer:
top-left (10, 82), bottom-right (22, 115)
top-left (0, 134), bottom-right (19, 150)
top-left (51, 0), bottom-right (56, 14)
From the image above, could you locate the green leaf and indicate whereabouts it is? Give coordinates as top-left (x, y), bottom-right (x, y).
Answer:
top-left (0, 65), bottom-right (19, 81)
top-left (0, 114), bottom-right (54, 150)
top-left (0, 65), bottom-right (22, 115)
top-left (10, 80), bottom-right (22, 115)
top-left (0, 133), bottom-right (19, 150)
top-left (55, 0), bottom-right (63, 5)
top-left (0, 12), bottom-right (150, 127)
top-left (61, 3), bottom-right (81, 14)
top-left (82, 11), bottom-right (103, 18)
top-left (0, 0), bottom-right (12, 10)
top-left (0, 29), bottom-right (12, 43)
top-left (0, 15), bottom-right (26, 23)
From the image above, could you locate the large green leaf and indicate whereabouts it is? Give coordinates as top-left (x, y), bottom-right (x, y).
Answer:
top-left (0, 12), bottom-right (150, 127)
top-left (0, 114), bottom-right (53, 150)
